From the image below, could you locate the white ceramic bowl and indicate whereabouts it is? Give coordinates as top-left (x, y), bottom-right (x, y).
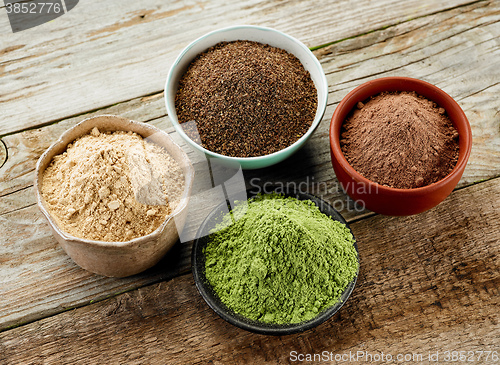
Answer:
top-left (35, 115), bottom-right (195, 277)
top-left (165, 25), bottom-right (328, 170)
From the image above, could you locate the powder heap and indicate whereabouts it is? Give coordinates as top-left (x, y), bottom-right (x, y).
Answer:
top-left (340, 91), bottom-right (459, 189)
top-left (41, 127), bottom-right (185, 242)
top-left (175, 40), bottom-right (318, 158)
top-left (204, 193), bottom-right (359, 324)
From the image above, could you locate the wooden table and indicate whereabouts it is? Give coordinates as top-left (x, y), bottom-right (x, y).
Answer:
top-left (1, 0), bottom-right (499, 363)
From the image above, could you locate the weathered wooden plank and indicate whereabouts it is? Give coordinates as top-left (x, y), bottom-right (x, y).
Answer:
top-left (0, 0), bottom-right (478, 136)
top-left (1, 177), bottom-right (498, 364)
top-left (0, 139), bottom-right (6, 168)
top-left (0, 204), bottom-right (193, 328)
top-left (0, 0), bottom-right (499, 332)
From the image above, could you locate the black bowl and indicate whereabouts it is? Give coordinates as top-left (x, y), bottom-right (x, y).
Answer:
top-left (191, 186), bottom-right (359, 335)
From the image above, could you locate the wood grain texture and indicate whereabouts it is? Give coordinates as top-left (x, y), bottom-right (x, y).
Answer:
top-left (0, 139), bottom-right (6, 168)
top-left (0, 0), bottom-right (477, 136)
top-left (1, 178), bottom-right (498, 365)
top-left (1, 0), bottom-right (499, 332)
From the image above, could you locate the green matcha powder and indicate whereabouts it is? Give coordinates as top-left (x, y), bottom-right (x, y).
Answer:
top-left (204, 193), bottom-right (359, 324)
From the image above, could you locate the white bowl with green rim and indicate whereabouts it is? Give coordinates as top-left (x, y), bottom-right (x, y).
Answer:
top-left (164, 25), bottom-right (328, 170)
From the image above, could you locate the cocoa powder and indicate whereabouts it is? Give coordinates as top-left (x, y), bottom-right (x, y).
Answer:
top-left (340, 91), bottom-right (459, 189)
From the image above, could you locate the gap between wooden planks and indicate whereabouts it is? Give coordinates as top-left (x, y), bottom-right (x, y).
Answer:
top-left (0, 0), bottom-right (499, 333)
top-left (0, 177), bottom-right (498, 364)
top-left (0, 0), bottom-right (483, 136)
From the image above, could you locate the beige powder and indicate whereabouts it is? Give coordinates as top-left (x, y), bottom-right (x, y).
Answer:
top-left (41, 127), bottom-right (185, 241)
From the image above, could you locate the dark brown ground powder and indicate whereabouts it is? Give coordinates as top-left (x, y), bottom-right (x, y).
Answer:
top-left (175, 40), bottom-right (317, 158)
top-left (340, 91), bottom-right (459, 189)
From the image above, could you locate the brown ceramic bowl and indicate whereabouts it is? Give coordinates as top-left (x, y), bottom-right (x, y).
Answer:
top-left (35, 115), bottom-right (195, 277)
top-left (329, 77), bottom-right (472, 216)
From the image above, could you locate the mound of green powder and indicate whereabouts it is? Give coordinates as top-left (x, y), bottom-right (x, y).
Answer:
top-left (204, 193), bottom-right (359, 324)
